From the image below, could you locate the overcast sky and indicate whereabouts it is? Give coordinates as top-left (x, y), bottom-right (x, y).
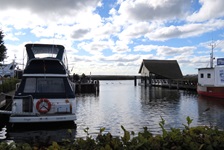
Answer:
top-left (1, 0), bottom-right (224, 75)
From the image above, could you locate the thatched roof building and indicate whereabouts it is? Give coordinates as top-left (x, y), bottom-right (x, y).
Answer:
top-left (138, 59), bottom-right (183, 79)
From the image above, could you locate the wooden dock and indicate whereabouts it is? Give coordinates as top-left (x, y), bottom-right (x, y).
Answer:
top-left (75, 80), bottom-right (100, 94)
top-left (151, 79), bottom-right (197, 90)
top-left (138, 75), bottom-right (197, 91)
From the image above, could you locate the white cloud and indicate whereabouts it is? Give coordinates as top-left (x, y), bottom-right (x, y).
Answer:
top-left (15, 32), bottom-right (26, 36)
top-left (156, 46), bottom-right (195, 56)
top-left (118, 0), bottom-right (190, 22)
top-left (112, 40), bottom-right (130, 53)
top-left (0, 0), bottom-right (224, 75)
top-left (4, 33), bottom-right (19, 41)
top-left (187, 0), bottom-right (224, 22)
top-left (0, 0), bottom-right (100, 17)
top-left (92, 22), bottom-right (120, 39)
top-left (0, 0), bottom-right (102, 31)
top-left (134, 45), bottom-right (158, 52)
top-left (134, 44), bottom-right (195, 57)
top-left (99, 54), bottom-right (140, 62)
top-left (4, 43), bottom-right (27, 65)
top-left (146, 19), bottom-right (224, 41)
top-left (71, 29), bottom-right (90, 40)
top-left (77, 40), bottom-right (114, 55)
top-left (119, 22), bottom-right (154, 41)
top-left (0, 9), bottom-right (46, 29)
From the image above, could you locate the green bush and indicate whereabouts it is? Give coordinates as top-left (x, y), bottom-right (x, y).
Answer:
top-left (1, 117), bottom-right (224, 150)
top-left (0, 78), bottom-right (19, 93)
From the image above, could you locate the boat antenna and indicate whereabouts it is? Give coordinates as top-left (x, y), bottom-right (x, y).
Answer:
top-left (209, 42), bottom-right (216, 68)
top-left (22, 46), bottom-right (24, 70)
top-left (51, 33), bottom-right (56, 57)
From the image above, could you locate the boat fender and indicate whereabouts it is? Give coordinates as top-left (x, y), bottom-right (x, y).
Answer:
top-left (36, 98), bottom-right (51, 114)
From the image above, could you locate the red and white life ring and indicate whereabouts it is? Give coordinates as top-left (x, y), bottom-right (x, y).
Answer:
top-left (36, 98), bottom-right (51, 114)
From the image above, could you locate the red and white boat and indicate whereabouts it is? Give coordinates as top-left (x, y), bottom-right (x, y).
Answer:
top-left (197, 45), bottom-right (224, 98)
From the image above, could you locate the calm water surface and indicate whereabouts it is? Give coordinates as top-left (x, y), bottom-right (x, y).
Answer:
top-left (75, 80), bottom-right (224, 137)
top-left (1, 80), bottom-right (224, 144)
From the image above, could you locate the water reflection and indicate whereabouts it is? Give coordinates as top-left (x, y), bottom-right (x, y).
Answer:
top-left (139, 86), bottom-right (183, 133)
top-left (140, 86), bottom-right (181, 103)
top-left (75, 80), bottom-right (224, 137)
top-left (1, 80), bottom-right (224, 145)
top-left (197, 96), bottom-right (224, 128)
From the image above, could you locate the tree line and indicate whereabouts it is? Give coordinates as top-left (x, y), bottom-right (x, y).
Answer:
top-left (0, 30), bottom-right (7, 62)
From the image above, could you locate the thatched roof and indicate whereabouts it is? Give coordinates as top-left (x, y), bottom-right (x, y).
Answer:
top-left (138, 59), bottom-right (183, 79)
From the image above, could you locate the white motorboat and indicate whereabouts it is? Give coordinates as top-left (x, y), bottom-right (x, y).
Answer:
top-left (7, 43), bottom-right (76, 123)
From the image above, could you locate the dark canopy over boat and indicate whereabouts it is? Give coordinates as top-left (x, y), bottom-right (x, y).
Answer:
top-left (25, 44), bottom-right (65, 61)
top-left (15, 43), bottom-right (75, 98)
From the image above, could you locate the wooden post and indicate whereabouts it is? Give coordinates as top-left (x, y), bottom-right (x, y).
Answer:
top-left (177, 80), bottom-right (179, 89)
top-left (149, 74), bottom-right (152, 86)
top-left (134, 76), bottom-right (137, 86)
top-left (94, 81), bottom-right (96, 92)
top-left (96, 80), bottom-right (100, 92)
top-left (169, 79), bottom-right (171, 89)
top-left (144, 76), bottom-right (147, 88)
top-left (78, 83), bottom-right (81, 93)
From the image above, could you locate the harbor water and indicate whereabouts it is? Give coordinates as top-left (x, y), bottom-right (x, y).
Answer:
top-left (1, 80), bottom-right (224, 144)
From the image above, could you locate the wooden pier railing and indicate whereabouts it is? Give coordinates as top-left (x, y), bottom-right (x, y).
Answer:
top-left (138, 75), bottom-right (197, 91)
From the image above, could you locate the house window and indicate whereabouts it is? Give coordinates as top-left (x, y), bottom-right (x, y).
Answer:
top-left (200, 73), bottom-right (204, 78)
top-left (207, 73), bottom-right (211, 78)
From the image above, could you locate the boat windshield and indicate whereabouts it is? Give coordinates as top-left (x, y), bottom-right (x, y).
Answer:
top-left (24, 78), bottom-right (65, 93)
top-left (31, 46), bottom-right (59, 56)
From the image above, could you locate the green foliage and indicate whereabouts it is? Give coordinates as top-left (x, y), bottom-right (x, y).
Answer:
top-left (1, 117), bottom-right (224, 149)
top-left (0, 30), bottom-right (7, 62)
top-left (0, 78), bottom-right (19, 93)
top-left (159, 116), bottom-right (168, 138)
top-left (0, 142), bottom-right (32, 150)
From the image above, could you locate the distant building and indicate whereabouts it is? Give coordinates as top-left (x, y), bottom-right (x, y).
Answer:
top-left (138, 59), bottom-right (183, 85)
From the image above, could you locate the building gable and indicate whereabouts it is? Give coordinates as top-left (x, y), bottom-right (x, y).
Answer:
top-left (139, 59), bottom-right (183, 79)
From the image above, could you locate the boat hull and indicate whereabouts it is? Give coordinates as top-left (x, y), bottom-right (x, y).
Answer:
top-left (9, 114), bottom-right (76, 123)
top-left (197, 85), bottom-right (224, 99)
top-left (9, 96), bottom-right (76, 123)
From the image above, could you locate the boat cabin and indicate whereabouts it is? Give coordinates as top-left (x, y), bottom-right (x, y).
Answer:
top-left (198, 65), bottom-right (224, 87)
top-left (15, 44), bottom-right (75, 99)
top-left (197, 58), bottom-right (224, 98)
top-left (9, 43), bottom-right (76, 123)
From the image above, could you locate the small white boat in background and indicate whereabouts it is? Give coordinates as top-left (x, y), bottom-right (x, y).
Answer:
top-left (0, 61), bottom-right (17, 78)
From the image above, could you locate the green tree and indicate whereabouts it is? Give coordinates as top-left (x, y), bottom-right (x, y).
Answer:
top-left (0, 30), bottom-right (7, 62)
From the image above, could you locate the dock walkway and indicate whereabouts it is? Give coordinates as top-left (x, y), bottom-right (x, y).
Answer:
top-left (75, 80), bottom-right (100, 93)
top-left (139, 75), bottom-right (197, 91)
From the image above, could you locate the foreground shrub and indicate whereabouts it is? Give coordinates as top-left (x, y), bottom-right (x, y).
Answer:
top-left (1, 117), bottom-right (224, 150)
top-left (0, 78), bottom-right (19, 93)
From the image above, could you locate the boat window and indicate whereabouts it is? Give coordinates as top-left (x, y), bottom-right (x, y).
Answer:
top-left (24, 78), bottom-right (36, 93)
top-left (207, 73), bottom-right (211, 78)
top-left (200, 73), bottom-right (204, 78)
top-left (37, 78), bottom-right (65, 93)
